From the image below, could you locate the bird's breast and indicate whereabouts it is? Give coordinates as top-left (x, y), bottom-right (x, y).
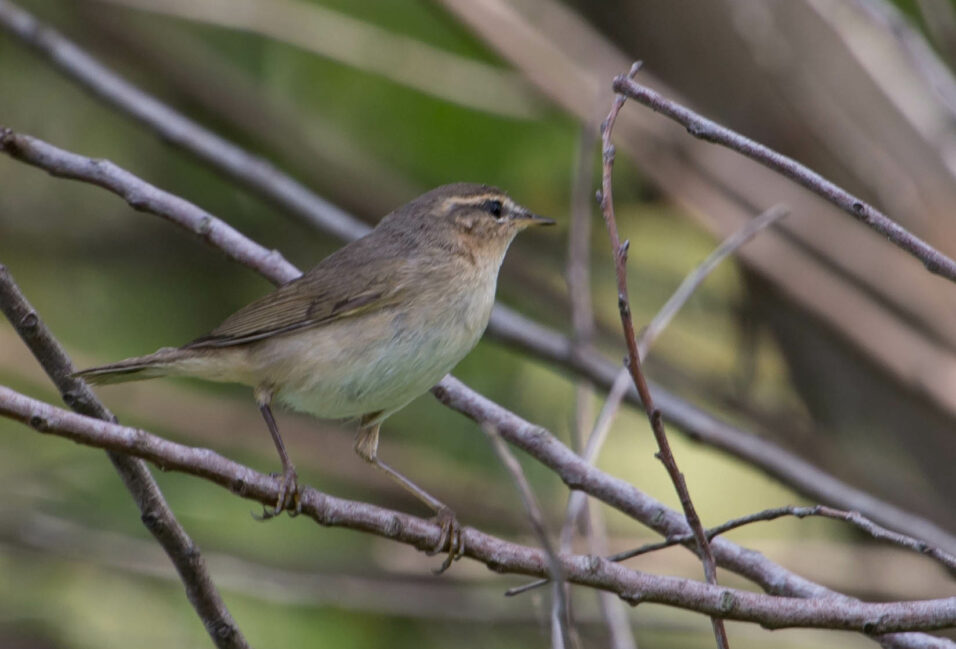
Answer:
top-left (267, 270), bottom-right (497, 420)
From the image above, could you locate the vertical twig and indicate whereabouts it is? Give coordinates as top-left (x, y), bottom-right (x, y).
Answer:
top-left (0, 264), bottom-right (249, 649)
top-left (599, 62), bottom-right (729, 649)
top-left (564, 123), bottom-right (636, 649)
top-left (482, 424), bottom-right (570, 649)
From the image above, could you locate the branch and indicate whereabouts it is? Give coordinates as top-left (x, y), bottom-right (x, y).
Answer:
top-left (0, 265), bottom-right (249, 649)
top-left (612, 505), bottom-right (956, 573)
top-left (1, 0), bottom-right (950, 555)
top-left (599, 61), bottom-right (728, 649)
top-left (483, 424), bottom-right (571, 649)
top-left (89, 0), bottom-right (542, 119)
top-left (1, 385), bottom-right (954, 635)
top-left (431, 377), bottom-right (954, 649)
top-left (487, 306), bottom-right (956, 556)
top-left (611, 71), bottom-right (956, 284)
top-left (0, 0), bottom-right (365, 241)
top-left (1, 126), bottom-right (951, 647)
top-left (564, 123), bottom-right (635, 649)
top-left (0, 128), bottom-right (299, 285)
top-left (513, 203), bottom-right (791, 600)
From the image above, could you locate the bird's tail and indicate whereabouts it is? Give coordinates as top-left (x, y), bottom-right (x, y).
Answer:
top-left (74, 347), bottom-right (189, 385)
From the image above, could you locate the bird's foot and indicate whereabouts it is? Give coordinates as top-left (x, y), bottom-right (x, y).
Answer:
top-left (254, 466), bottom-right (301, 520)
top-left (427, 506), bottom-right (465, 574)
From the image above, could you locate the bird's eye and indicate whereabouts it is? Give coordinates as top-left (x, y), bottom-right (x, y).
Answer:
top-left (483, 199), bottom-right (504, 219)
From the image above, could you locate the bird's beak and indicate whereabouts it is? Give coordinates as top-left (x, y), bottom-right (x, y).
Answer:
top-left (512, 208), bottom-right (556, 226)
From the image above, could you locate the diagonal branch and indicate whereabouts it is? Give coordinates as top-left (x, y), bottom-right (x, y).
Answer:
top-left (612, 71), bottom-right (956, 284)
top-left (2, 1), bottom-right (952, 556)
top-left (483, 423), bottom-right (571, 649)
top-left (4, 120), bottom-right (952, 563)
top-left (599, 61), bottom-right (728, 649)
top-left (611, 505), bottom-right (956, 572)
top-left (1, 384), bottom-right (954, 635)
top-left (0, 0), bottom-right (364, 241)
top-left (0, 265), bottom-right (249, 649)
top-left (2, 124), bottom-right (952, 647)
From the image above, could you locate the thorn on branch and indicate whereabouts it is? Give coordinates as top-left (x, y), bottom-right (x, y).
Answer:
top-left (595, 189), bottom-right (603, 205)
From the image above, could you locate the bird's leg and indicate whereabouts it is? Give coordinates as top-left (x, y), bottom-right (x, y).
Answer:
top-left (255, 385), bottom-right (300, 519)
top-left (355, 415), bottom-right (465, 572)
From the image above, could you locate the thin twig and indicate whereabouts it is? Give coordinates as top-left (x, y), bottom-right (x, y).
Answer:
top-left (2, 0), bottom-right (950, 555)
top-left (0, 128), bottom-right (298, 285)
top-left (2, 125), bottom-right (952, 646)
top-left (2, 385), bottom-right (955, 636)
top-left (512, 204), bottom-right (788, 601)
top-left (561, 123), bottom-right (598, 649)
top-left (638, 204), bottom-right (790, 359)
top-left (483, 424), bottom-right (570, 649)
top-left (0, 265), bottom-right (249, 649)
top-left (611, 505), bottom-right (956, 572)
top-left (3, 124), bottom-right (953, 616)
top-left (600, 61), bottom-right (729, 649)
top-left (486, 306), bottom-right (956, 556)
top-left (87, 0), bottom-right (541, 119)
top-left (0, 0), bottom-right (365, 240)
top-left (612, 71), bottom-right (956, 285)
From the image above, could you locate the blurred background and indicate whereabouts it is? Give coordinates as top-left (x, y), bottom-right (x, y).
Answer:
top-left (1, 0), bottom-right (955, 647)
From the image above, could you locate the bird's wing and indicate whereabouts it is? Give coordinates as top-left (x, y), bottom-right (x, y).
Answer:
top-left (184, 259), bottom-right (405, 349)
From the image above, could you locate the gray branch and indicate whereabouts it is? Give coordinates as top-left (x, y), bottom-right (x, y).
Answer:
top-left (613, 70), bottom-right (956, 284)
top-left (1, 384), bottom-right (954, 636)
top-left (0, 265), bottom-right (249, 649)
top-left (1, 124), bottom-right (952, 647)
top-left (2, 0), bottom-right (952, 557)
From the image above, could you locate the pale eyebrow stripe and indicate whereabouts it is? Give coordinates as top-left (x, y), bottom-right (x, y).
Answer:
top-left (442, 194), bottom-right (512, 210)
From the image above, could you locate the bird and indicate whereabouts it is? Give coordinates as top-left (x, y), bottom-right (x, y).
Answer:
top-left (76, 182), bottom-right (554, 570)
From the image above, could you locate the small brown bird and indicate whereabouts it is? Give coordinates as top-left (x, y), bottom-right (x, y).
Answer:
top-left (77, 183), bottom-right (553, 569)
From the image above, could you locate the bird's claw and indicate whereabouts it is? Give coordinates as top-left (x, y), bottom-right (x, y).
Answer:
top-left (253, 467), bottom-right (301, 520)
top-left (427, 506), bottom-right (465, 574)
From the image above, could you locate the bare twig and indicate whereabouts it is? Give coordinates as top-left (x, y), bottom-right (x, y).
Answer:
top-left (611, 505), bottom-right (956, 573)
top-left (638, 204), bottom-right (790, 359)
top-left (1, 0), bottom-right (950, 554)
top-left (483, 424), bottom-right (571, 649)
top-left (487, 306), bottom-right (956, 556)
top-left (433, 377), bottom-right (954, 649)
top-left (0, 265), bottom-right (248, 649)
top-left (507, 368), bottom-right (631, 601)
top-left (612, 71), bottom-right (956, 285)
top-left (3, 126), bottom-right (953, 646)
top-left (564, 123), bottom-right (635, 649)
top-left (86, 0), bottom-right (541, 119)
top-left (512, 204), bottom-right (788, 601)
top-left (0, 0), bottom-right (365, 240)
top-left (0, 128), bottom-right (298, 285)
top-left (600, 62), bottom-right (729, 649)
top-left (2, 385), bottom-right (955, 636)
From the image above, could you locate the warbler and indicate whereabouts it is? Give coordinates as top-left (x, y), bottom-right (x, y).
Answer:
top-left (76, 182), bottom-right (554, 570)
